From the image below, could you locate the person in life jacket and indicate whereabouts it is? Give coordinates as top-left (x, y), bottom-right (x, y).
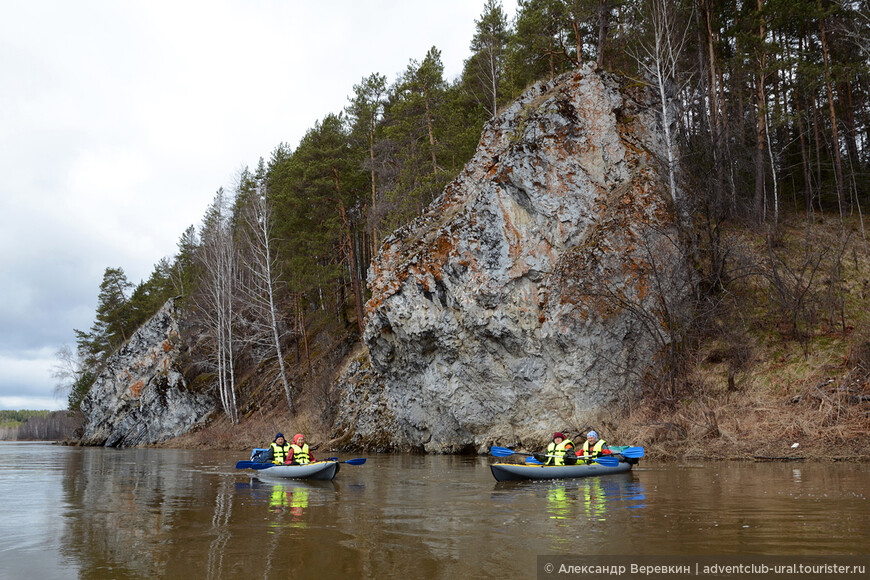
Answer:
top-left (542, 432), bottom-right (576, 466)
top-left (578, 430), bottom-right (611, 463)
top-left (286, 433), bottom-right (315, 465)
top-left (269, 433), bottom-right (292, 465)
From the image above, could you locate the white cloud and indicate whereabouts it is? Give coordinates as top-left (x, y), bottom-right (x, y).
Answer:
top-left (0, 349), bottom-right (65, 411)
top-left (0, 397), bottom-right (66, 412)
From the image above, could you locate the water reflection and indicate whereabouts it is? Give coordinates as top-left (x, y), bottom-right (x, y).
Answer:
top-left (59, 447), bottom-right (200, 577)
top-left (206, 478), bottom-right (234, 580)
top-left (2, 444), bottom-right (868, 579)
top-left (495, 472), bottom-right (647, 520)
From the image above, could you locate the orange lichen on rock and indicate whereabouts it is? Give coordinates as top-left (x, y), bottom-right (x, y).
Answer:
top-left (130, 379), bottom-right (145, 398)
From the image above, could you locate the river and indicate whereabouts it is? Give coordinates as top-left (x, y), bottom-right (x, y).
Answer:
top-left (0, 442), bottom-right (867, 579)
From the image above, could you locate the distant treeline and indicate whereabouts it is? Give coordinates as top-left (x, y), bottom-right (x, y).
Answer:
top-left (0, 409), bottom-right (49, 427)
top-left (0, 411), bottom-right (83, 441)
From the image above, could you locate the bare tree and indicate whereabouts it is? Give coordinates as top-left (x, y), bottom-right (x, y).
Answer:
top-left (239, 181), bottom-right (295, 412)
top-left (52, 344), bottom-right (80, 398)
top-left (631, 0), bottom-right (694, 204)
top-left (197, 188), bottom-right (239, 424)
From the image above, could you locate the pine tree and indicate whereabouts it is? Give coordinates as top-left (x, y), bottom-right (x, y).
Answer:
top-left (466, 0), bottom-right (512, 119)
top-left (346, 73), bottom-right (388, 247)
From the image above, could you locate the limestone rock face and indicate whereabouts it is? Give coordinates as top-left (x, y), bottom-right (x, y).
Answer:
top-left (79, 299), bottom-right (215, 447)
top-left (335, 65), bottom-right (693, 452)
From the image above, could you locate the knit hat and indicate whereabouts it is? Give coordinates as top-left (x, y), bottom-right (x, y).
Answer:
top-left (587, 430), bottom-right (598, 438)
top-left (274, 432), bottom-right (284, 441)
top-left (553, 432), bottom-right (565, 440)
top-left (293, 433), bottom-right (305, 445)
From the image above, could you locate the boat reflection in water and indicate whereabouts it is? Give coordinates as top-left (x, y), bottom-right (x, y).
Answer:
top-left (492, 471), bottom-right (647, 551)
top-left (544, 473), bottom-right (646, 520)
top-left (234, 477), bottom-right (339, 528)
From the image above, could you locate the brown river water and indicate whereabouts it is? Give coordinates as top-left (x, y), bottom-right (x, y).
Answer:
top-left (1, 442), bottom-right (868, 579)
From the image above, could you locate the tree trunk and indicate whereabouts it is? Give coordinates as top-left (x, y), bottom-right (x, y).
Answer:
top-left (296, 294), bottom-right (312, 377)
top-left (811, 94), bottom-right (825, 216)
top-left (753, 0), bottom-right (768, 223)
top-left (422, 86), bottom-right (439, 172)
top-left (489, 47), bottom-right (499, 116)
top-left (819, 13), bottom-right (846, 224)
top-left (841, 80), bottom-right (861, 198)
top-left (795, 88), bottom-right (813, 217)
top-left (571, 21), bottom-right (583, 64)
top-left (597, 0), bottom-right (609, 68)
top-left (333, 168), bottom-right (365, 336)
top-left (369, 111), bottom-right (379, 249)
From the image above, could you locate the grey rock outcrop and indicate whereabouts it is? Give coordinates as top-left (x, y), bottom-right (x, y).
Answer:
top-left (335, 64), bottom-right (694, 452)
top-left (79, 298), bottom-right (215, 447)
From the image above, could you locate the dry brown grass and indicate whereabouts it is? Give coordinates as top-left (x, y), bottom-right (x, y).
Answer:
top-left (609, 214), bottom-right (870, 461)
top-left (155, 389), bottom-right (339, 454)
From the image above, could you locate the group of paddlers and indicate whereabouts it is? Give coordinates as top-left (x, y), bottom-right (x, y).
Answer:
top-left (257, 430), bottom-right (607, 466)
top-left (536, 430), bottom-right (609, 465)
top-left (258, 432), bottom-right (316, 465)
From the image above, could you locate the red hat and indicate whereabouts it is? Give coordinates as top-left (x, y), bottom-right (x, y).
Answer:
top-left (293, 434), bottom-right (305, 444)
top-left (553, 432), bottom-right (565, 440)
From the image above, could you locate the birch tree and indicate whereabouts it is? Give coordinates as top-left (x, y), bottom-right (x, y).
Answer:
top-left (238, 167), bottom-right (295, 412)
top-left (197, 188), bottom-right (239, 424)
top-left (631, 0), bottom-right (694, 205)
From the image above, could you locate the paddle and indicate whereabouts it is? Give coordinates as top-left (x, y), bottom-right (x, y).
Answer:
top-left (235, 461), bottom-right (275, 470)
top-left (331, 458), bottom-right (367, 465)
top-left (282, 457), bottom-right (366, 466)
top-left (617, 446), bottom-right (645, 459)
top-left (235, 458), bottom-right (366, 469)
top-left (490, 446), bottom-right (619, 467)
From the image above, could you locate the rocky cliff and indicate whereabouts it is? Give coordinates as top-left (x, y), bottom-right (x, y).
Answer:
top-left (334, 64), bottom-right (694, 452)
top-left (79, 299), bottom-right (215, 447)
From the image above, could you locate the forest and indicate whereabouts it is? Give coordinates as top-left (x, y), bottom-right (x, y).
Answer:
top-left (53, 0), bottom-right (870, 444)
top-left (0, 410), bottom-right (82, 441)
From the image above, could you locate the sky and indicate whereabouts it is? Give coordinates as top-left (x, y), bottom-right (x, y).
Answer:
top-left (0, 0), bottom-right (518, 411)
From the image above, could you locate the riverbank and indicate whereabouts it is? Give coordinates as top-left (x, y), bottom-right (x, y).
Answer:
top-left (155, 382), bottom-right (870, 462)
top-left (152, 215), bottom-right (870, 462)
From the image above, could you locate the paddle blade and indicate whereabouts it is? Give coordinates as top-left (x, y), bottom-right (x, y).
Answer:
top-left (236, 461), bottom-right (276, 470)
top-left (621, 446), bottom-right (645, 458)
top-left (490, 446), bottom-right (516, 457)
top-left (342, 458), bottom-right (367, 465)
top-left (526, 457), bottom-right (543, 464)
top-left (593, 456), bottom-right (620, 467)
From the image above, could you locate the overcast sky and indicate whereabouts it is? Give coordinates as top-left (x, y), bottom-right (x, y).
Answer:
top-left (0, 0), bottom-right (518, 411)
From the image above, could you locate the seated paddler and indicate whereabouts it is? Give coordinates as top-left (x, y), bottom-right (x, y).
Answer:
top-left (286, 433), bottom-right (315, 465)
top-left (539, 432), bottom-right (576, 465)
top-left (269, 432), bottom-right (291, 465)
top-left (577, 430), bottom-right (610, 462)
